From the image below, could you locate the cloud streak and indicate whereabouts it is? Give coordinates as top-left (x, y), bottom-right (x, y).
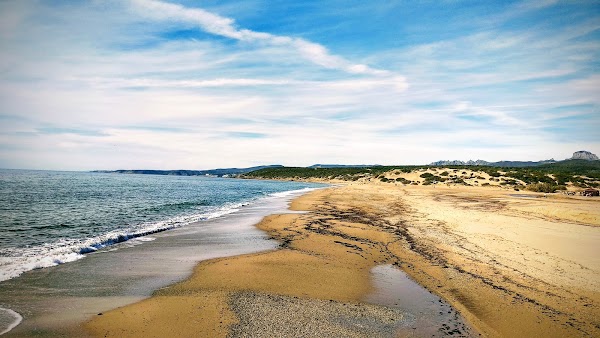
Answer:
top-left (129, 0), bottom-right (390, 76)
top-left (0, 0), bottom-right (598, 170)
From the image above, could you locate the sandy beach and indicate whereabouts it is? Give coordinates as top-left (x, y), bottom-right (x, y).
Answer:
top-left (3, 0), bottom-right (598, 336)
top-left (86, 182), bottom-right (600, 337)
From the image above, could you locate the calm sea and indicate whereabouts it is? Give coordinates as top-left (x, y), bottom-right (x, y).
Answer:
top-left (0, 170), bottom-right (322, 282)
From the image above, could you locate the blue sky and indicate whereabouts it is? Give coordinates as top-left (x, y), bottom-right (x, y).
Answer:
top-left (0, 0), bottom-right (598, 170)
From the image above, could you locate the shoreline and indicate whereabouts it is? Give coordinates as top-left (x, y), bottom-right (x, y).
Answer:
top-left (87, 182), bottom-right (599, 337)
top-left (86, 185), bottom-right (476, 337)
top-left (0, 308), bottom-right (22, 336)
top-left (0, 186), bottom-right (319, 337)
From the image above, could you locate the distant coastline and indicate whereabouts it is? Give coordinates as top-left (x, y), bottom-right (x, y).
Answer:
top-left (91, 165), bottom-right (284, 178)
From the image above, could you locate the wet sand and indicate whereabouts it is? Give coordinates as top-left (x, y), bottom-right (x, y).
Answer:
top-left (366, 265), bottom-right (471, 337)
top-left (86, 185), bottom-right (477, 337)
top-left (87, 183), bottom-right (600, 337)
top-left (0, 192), bottom-right (309, 337)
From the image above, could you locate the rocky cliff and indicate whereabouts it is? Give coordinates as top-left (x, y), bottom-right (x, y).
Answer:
top-left (570, 151), bottom-right (599, 161)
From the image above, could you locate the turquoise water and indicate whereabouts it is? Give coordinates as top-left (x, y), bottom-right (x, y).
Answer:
top-left (0, 170), bottom-right (322, 282)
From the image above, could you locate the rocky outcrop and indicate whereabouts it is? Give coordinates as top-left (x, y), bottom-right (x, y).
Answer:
top-left (570, 151), bottom-right (599, 161)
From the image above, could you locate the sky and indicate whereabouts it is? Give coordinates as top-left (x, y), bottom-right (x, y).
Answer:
top-left (0, 0), bottom-right (599, 170)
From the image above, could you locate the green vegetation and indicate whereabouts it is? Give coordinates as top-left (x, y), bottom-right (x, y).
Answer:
top-left (526, 183), bottom-right (567, 193)
top-left (395, 177), bottom-right (411, 184)
top-left (419, 172), bottom-right (447, 184)
top-left (241, 159), bottom-right (600, 191)
top-left (500, 179), bottom-right (519, 185)
top-left (243, 166), bottom-right (426, 181)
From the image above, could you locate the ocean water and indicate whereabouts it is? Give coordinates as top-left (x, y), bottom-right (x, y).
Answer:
top-left (0, 170), bottom-right (322, 282)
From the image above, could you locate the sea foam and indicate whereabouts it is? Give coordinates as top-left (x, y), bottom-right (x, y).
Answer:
top-left (267, 187), bottom-right (318, 198)
top-left (0, 201), bottom-right (249, 282)
top-left (0, 188), bottom-right (319, 283)
top-left (0, 307), bottom-right (22, 335)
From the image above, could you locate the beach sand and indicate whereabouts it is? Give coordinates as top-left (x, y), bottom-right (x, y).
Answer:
top-left (86, 183), bottom-right (600, 337)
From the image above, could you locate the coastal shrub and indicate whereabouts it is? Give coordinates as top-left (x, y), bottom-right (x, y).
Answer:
top-left (482, 183), bottom-right (490, 186)
top-left (525, 183), bottom-right (564, 193)
top-left (500, 179), bottom-right (518, 185)
top-left (242, 162), bottom-right (600, 188)
top-left (422, 181), bottom-right (431, 185)
top-left (554, 173), bottom-right (572, 185)
top-left (395, 177), bottom-right (411, 184)
top-left (440, 171), bottom-right (449, 176)
top-left (421, 174), bottom-right (446, 184)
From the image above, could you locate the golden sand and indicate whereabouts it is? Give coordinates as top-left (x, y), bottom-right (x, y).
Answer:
top-left (86, 183), bottom-right (600, 337)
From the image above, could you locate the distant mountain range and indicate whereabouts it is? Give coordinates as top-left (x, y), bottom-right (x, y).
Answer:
top-left (429, 151), bottom-right (598, 167)
top-left (308, 164), bottom-right (381, 168)
top-left (428, 159), bottom-right (557, 167)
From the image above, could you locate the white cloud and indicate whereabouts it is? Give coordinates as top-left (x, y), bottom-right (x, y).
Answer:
top-left (129, 0), bottom-right (389, 76)
top-left (0, 0), bottom-right (598, 170)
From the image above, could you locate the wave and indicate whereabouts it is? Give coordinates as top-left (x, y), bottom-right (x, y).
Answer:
top-left (143, 200), bottom-right (210, 213)
top-left (267, 187), bottom-right (318, 198)
top-left (0, 187), bottom-right (318, 283)
top-left (0, 201), bottom-right (247, 283)
top-left (0, 307), bottom-right (22, 335)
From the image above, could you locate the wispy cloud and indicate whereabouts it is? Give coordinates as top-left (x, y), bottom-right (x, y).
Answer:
top-left (130, 0), bottom-right (390, 76)
top-left (0, 0), bottom-right (598, 170)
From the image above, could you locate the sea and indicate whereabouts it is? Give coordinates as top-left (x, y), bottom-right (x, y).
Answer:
top-left (0, 169), bottom-right (325, 336)
top-left (0, 169), bottom-right (322, 283)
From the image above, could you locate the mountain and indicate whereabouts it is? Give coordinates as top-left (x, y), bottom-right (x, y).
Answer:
top-left (308, 164), bottom-right (381, 168)
top-left (429, 159), bottom-right (556, 167)
top-left (429, 160), bottom-right (490, 166)
top-left (570, 150), bottom-right (599, 161)
top-left (93, 165), bottom-right (283, 177)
